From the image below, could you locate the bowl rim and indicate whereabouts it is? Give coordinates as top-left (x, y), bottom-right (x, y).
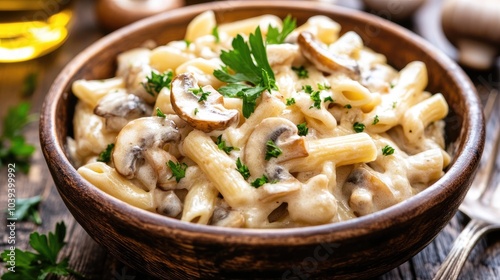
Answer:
top-left (40, 0), bottom-right (485, 244)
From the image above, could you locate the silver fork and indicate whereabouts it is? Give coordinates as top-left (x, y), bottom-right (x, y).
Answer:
top-left (433, 91), bottom-right (500, 280)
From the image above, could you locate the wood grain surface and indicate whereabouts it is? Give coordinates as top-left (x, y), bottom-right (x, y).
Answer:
top-left (1, 0), bottom-right (499, 279)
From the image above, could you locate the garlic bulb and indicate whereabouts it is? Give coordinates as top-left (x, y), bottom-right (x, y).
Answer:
top-left (441, 0), bottom-right (500, 70)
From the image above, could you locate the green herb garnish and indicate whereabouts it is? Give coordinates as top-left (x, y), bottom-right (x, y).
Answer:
top-left (190, 86), bottom-right (211, 103)
top-left (302, 84), bottom-right (314, 94)
top-left (317, 83), bottom-right (331, 90)
top-left (372, 115), bottom-right (380, 125)
top-left (265, 140), bottom-right (282, 160)
top-left (353, 122), bottom-right (365, 133)
top-left (167, 160), bottom-right (188, 183)
top-left (236, 157), bottom-right (250, 180)
top-left (297, 122), bottom-right (308, 136)
top-left (0, 221), bottom-right (83, 280)
top-left (0, 102), bottom-right (37, 173)
top-left (382, 145), bottom-right (395, 156)
top-left (13, 195), bottom-right (42, 225)
top-left (323, 96), bottom-right (334, 103)
top-left (286, 98), bottom-right (296, 106)
top-left (216, 135), bottom-right (235, 154)
top-left (97, 143), bottom-right (114, 163)
top-left (142, 70), bottom-right (173, 96)
top-left (291, 66), bottom-right (308, 79)
top-left (156, 107), bottom-right (166, 118)
top-left (211, 25), bottom-right (220, 43)
top-left (344, 104), bottom-right (352, 109)
top-left (309, 90), bottom-right (322, 109)
top-left (266, 15), bottom-right (296, 44)
top-left (214, 26), bottom-right (277, 118)
top-left (194, 108), bottom-right (199, 115)
top-left (251, 175), bottom-right (269, 188)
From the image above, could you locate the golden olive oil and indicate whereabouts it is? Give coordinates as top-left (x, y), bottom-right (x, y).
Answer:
top-left (0, 0), bottom-right (73, 62)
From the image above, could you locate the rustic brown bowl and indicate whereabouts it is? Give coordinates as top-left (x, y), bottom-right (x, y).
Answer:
top-left (40, 1), bottom-right (485, 279)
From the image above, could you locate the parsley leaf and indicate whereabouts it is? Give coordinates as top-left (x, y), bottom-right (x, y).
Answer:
top-left (382, 145), bottom-right (395, 156)
top-left (236, 157), bottom-right (250, 180)
top-left (291, 66), bottom-right (308, 79)
top-left (156, 107), bottom-right (166, 118)
top-left (215, 135), bottom-right (235, 154)
top-left (214, 27), bottom-right (277, 118)
top-left (297, 123), bottom-right (308, 136)
top-left (353, 122), bottom-right (365, 133)
top-left (251, 175), bottom-right (269, 188)
top-left (344, 104), bottom-right (352, 109)
top-left (266, 15), bottom-right (296, 44)
top-left (323, 96), bottom-right (334, 103)
top-left (309, 90), bottom-right (322, 109)
top-left (190, 86), bottom-right (211, 103)
top-left (0, 221), bottom-right (83, 279)
top-left (302, 84), bottom-right (314, 94)
top-left (265, 140), bottom-right (282, 160)
top-left (212, 25), bottom-right (220, 43)
top-left (167, 160), bottom-right (188, 183)
top-left (14, 195), bottom-right (42, 225)
top-left (372, 115), bottom-right (380, 125)
top-left (142, 70), bottom-right (173, 96)
top-left (286, 98), bottom-right (296, 106)
top-left (0, 102), bottom-right (37, 173)
top-left (97, 143), bottom-right (114, 163)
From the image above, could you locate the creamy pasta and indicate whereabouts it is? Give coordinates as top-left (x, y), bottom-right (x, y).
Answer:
top-left (70, 11), bottom-right (450, 228)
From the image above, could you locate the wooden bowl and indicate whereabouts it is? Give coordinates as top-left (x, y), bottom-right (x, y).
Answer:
top-left (40, 1), bottom-right (485, 279)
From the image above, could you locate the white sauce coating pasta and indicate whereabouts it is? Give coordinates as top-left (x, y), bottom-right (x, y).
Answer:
top-left (71, 11), bottom-right (450, 228)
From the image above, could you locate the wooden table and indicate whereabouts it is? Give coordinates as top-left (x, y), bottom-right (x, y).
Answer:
top-left (1, 0), bottom-right (499, 279)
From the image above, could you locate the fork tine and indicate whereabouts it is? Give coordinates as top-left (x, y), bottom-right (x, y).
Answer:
top-left (465, 90), bottom-right (499, 200)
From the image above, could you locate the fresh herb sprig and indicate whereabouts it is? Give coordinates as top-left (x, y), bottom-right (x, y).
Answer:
top-left (97, 143), bottom-right (114, 163)
top-left (142, 70), bottom-right (173, 96)
top-left (0, 221), bottom-right (83, 280)
top-left (382, 145), bottom-right (395, 156)
top-left (167, 160), bottom-right (188, 183)
top-left (0, 102), bottom-right (37, 173)
top-left (215, 135), bottom-right (235, 154)
top-left (236, 157), bottom-right (250, 180)
top-left (265, 140), bottom-right (282, 160)
top-left (266, 15), bottom-right (297, 45)
top-left (214, 27), bottom-right (277, 118)
top-left (14, 195), bottom-right (42, 225)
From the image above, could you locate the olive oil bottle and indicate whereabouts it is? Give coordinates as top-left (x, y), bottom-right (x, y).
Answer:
top-left (0, 0), bottom-right (73, 62)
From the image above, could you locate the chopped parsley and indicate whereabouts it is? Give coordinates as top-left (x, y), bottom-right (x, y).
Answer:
top-left (211, 25), bottom-right (220, 43)
top-left (236, 157), bottom-right (250, 180)
top-left (190, 86), bottom-right (211, 103)
top-left (142, 70), bottom-right (173, 96)
top-left (317, 83), bottom-right (331, 90)
top-left (292, 66), bottom-right (309, 79)
top-left (0, 102), bottom-right (37, 173)
top-left (286, 98), bottom-right (296, 106)
top-left (194, 108), bottom-right (199, 115)
top-left (251, 175), bottom-right (269, 188)
top-left (392, 101), bottom-right (397, 109)
top-left (266, 15), bottom-right (296, 44)
top-left (184, 39), bottom-right (192, 47)
top-left (13, 195), bottom-right (42, 225)
top-left (323, 96), bottom-right (334, 103)
top-left (156, 107), bottom-right (166, 118)
top-left (297, 122), bottom-right (308, 136)
top-left (265, 140), bottom-right (282, 160)
top-left (372, 115), bottom-right (380, 125)
top-left (353, 122), bottom-right (365, 133)
top-left (167, 160), bottom-right (188, 183)
top-left (309, 90), bottom-right (322, 109)
top-left (302, 84), bottom-right (314, 94)
top-left (215, 135), bottom-right (235, 154)
top-left (97, 143), bottom-right (114, 163)
top-left (344, 104), bottom-right (352, 109)
top-left (382, 145), bottom-right (395, 156)
top-left (214, 26), bottom-right (277, 118)
top-left (0, 221), bottom-right (83, 279)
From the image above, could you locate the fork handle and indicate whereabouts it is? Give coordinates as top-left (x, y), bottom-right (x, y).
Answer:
top-left (433, 218), bottom-right (492, 280)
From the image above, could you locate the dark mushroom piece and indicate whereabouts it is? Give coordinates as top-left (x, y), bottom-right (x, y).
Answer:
top-left (112, 116), bottom-right (180, 191)
top-left (171, 73), bottom-right (239, 133)
top-left (297, 31), bottom-right (360, 80)
top-left (94, 90), bottom-right (152, 132)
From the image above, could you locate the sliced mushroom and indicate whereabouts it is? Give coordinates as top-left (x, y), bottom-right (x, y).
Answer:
top-left (170, 73), bottom-right (239, 133)
top-left (112, 116), bottom-right (180, 191)
top-left (94, 89), bottom-right (153, 132)
top-left (244, 117), bottom-right (308, 180)
top-left (210, 199), bottom-right (245, 228)
top-left (155, 190), bottom-right (183, 218)
top-left (298, 31), bottom-right (360, 80)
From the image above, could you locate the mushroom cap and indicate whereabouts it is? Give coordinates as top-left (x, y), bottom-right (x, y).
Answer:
top-left (112, 116), bottom-right (180, 179)
top-left (171, 72), bottom-right (239, 133)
